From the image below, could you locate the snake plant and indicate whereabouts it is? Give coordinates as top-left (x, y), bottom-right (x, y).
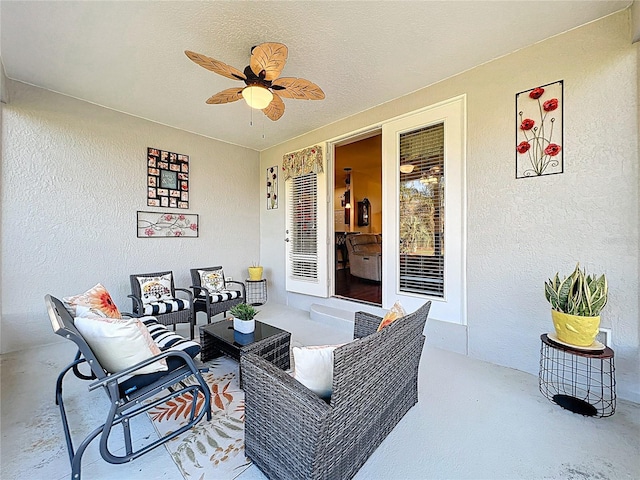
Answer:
top-left (544, 263), bottom-right (608, 317)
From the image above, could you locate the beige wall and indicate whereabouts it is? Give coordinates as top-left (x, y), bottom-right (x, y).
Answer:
top-left (1, 81), bottom-right (260, 352)
top-left (334, 135), bottom-right (382, 234)
top-left (261, 11), bottom-right (639, 401)
top-left (352, 169), bottom-right (382, 234)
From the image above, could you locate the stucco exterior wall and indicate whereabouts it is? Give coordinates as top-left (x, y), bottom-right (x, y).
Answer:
top-left (1, 81), bottom-right (260, 352)
top-left (260, 11), bottom-right (639, 401)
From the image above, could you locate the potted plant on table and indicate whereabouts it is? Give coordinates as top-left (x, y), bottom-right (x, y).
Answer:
top-left (544, 263), bottom-right (608, 347)
top-left (229, 303), bottom-right (259, 334)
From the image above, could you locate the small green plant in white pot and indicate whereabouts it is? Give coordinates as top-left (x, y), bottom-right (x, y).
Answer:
top-left (229, 303), bottom-right (259, 334)
top-left (544, 263), bottom-right (608, 347)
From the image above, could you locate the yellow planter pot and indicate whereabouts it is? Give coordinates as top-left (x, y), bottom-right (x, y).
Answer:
top-left (248, 266), bottom-right (263, 281)
top-left (551, 310), bottom-right (600, 347)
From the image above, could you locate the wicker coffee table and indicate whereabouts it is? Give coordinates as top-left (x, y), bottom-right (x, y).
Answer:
top-left (199, 320), bottom-right (291, 384)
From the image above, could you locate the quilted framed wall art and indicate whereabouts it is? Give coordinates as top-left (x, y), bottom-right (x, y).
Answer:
top-left (147, 147), bottom-right (189, 209)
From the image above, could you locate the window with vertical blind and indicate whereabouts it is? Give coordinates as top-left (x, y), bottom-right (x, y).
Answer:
top-left (288, 173), bottom-right (318, 280)
top-left (398, 122), bottom-right (445, 297)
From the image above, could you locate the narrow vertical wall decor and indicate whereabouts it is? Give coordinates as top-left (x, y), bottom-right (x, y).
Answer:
top-left (516, 80), bottom-right (563, 178)
top-left (147, 147), bottom-right (189, 208)
top-left (267, 165), bottom-right (278, 209)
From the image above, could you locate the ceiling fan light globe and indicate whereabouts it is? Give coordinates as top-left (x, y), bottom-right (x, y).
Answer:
top-left (242, 86), bottom-right (273, 109)
top-left (399, 164), bottom-right (415, 174)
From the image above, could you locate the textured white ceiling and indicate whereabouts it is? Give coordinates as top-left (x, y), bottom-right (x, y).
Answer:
top-left (1, 1), bottom-right (631, 151)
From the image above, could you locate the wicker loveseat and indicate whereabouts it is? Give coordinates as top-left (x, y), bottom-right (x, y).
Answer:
top-left (241, 301), bottom-right (431, 480)
top-left (346, 233), bottom-right (382, 281)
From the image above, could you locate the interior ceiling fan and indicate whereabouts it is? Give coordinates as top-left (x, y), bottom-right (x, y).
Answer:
top-left (185, 42), bottom-right (325, 121)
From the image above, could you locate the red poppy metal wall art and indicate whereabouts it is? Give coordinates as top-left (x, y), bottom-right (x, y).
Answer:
top-left (516, 80), bottom-right (563, 178)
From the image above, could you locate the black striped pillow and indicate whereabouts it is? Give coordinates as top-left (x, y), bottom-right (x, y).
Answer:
top-left (141, 316), bottom-right (201, 358)
top-left (119, 317), bottom-right (201, 397)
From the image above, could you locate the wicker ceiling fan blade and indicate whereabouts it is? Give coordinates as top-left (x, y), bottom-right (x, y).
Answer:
top-left (262, 93), bottom-right (285, 121)
top-left (250, 43), bottom-right (288, 81)
top-left (205, 88), bottom-right (244, 104)
top-left (185, 50), bottom-right (246, 81)
top-left (271, 77), bottom-right (325, 100)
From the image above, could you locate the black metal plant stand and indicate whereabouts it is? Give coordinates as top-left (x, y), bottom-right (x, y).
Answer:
top-left (245, 279), bottom-right (267, 306)
top-left (539, 334), bottom-right (616, 417)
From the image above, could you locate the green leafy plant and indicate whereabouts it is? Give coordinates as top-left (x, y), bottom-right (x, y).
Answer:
top-left (229, 303), bottom-right (259, 321)
top-left (544, 263), bottom-right (608, 317)
top-left (399, 183), bottom-right (435, 254)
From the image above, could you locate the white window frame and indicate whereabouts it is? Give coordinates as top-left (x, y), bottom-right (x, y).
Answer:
top-left (284, 148), bottom-right (329, 298)
top-left (382, 96), bottom-right (467, 324)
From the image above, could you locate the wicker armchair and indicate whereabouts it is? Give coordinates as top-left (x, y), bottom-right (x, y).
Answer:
top-left (241, 301), bottom-right (431, 480)
top-left (190, 266), bottom-right (245, 324)
top-left (129, 271), bottom-right (195, 338)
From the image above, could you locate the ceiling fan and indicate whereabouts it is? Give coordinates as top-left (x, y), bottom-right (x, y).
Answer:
top-left (185, 42), bottom-right (325, 121)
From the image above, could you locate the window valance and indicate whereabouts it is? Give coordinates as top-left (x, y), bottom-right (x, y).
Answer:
top-left (282, 145), bottom-right (324, 181)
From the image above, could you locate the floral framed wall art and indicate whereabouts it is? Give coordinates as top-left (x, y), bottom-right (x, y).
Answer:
top-left (147, 147), bottom-right (189, 208)
top-left (267, 165), bottom-right (278, 210)
top-left (137, 211), bottom-right (198, 238)
top-left (515, 80), bottom-right (563, 178)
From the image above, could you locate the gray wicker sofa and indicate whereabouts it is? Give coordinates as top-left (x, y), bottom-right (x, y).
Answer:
top-left (241, 301), bottom-right (431, 480)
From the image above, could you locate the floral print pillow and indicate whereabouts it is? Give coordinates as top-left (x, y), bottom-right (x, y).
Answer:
top-left (377, 301), bottom-right (406, 331)
top-left (199, 269), bottom-right (225, 294)
top-left (63, 283), bottom-right (122, 319)
top-left (137, 274), bottom-right (173, 304)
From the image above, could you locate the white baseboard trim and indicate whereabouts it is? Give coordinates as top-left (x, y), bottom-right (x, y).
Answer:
top-left (425, 317), bottom-right (468, 355)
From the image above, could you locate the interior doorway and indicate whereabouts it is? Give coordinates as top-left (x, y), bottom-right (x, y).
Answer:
top-left (333, 131), bottom-right (383, 305)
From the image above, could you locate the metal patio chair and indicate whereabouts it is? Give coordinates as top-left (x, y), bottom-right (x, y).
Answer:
top-left (45, 294), bottom-right (211, 480)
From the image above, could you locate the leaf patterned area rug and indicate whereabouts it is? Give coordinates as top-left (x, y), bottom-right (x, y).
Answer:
top-left (148, 356), bottom-right (252, 480)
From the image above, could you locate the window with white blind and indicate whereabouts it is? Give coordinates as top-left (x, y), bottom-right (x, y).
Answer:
top-left (399, 123), bottom-right (445, 297)
top-left (287, 173), bottom-right (318, 280)
top-left (382, 96), bottom-right (465, 324)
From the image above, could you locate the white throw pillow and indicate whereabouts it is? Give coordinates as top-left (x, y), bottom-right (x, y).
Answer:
top-left (292, 345), bottom-right (338, 398)
top-left (137, 274), bottom-right (173, 304)
top-left (198, 269), bottom-right (225, 294)
top-left (75, 314), bottom-right (168, 375)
